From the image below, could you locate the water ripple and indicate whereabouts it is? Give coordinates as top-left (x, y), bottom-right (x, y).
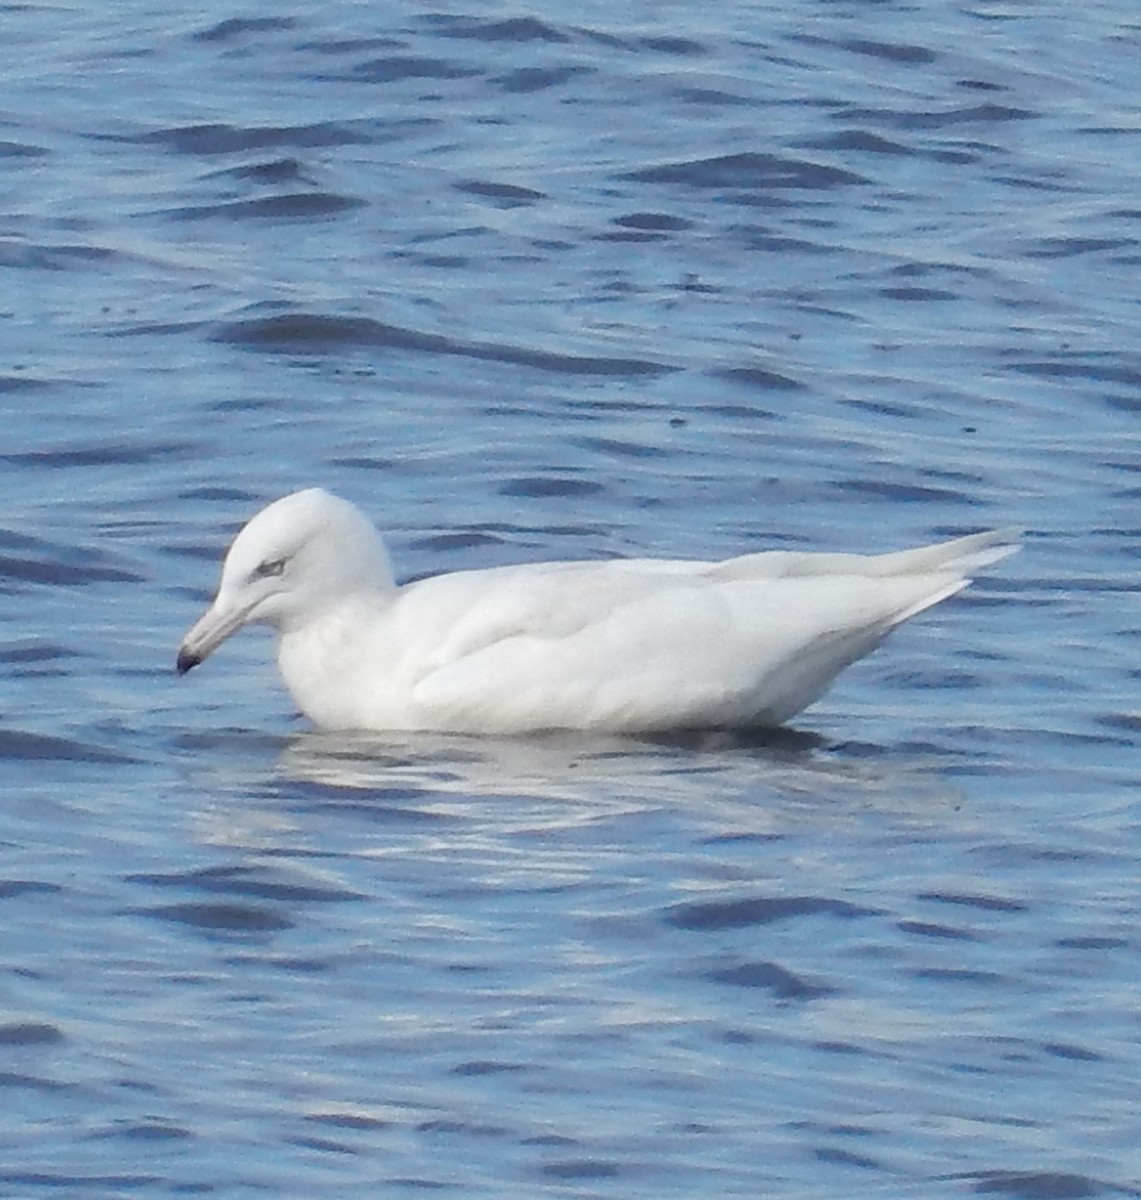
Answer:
top-left (0, 2), bottom-right (1137, 1196)
top-left (214, 311), bottom-right (676, 376)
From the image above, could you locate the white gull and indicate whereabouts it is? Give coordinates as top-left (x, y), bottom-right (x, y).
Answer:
top-left (176, 488), bottom-right (1018, 734)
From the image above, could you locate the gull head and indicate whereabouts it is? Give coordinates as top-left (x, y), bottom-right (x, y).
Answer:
top-left (176, 488), bottom-right (392, 675)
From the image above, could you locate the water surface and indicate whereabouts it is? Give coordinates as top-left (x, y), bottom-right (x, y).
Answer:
top-left (1, 2), bottom-right (1138, 1197)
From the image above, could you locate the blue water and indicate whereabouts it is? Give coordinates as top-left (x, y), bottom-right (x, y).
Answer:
top-left (2, 2), bottom-right (1139, 1196)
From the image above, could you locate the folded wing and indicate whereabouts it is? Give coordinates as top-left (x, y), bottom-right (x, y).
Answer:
top-left (402, 530), bottom-right (1017, 733)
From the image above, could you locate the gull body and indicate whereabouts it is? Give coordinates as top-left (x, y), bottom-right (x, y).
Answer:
top-left (177, 488), bottom-right (1018, 734)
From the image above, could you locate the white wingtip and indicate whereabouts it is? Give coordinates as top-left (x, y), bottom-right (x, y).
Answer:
top-left (871, 527), bottom-right (1021, 579)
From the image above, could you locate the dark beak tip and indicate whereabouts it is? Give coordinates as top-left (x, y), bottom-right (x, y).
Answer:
top-left (176, 650), bottom-right (200, 676)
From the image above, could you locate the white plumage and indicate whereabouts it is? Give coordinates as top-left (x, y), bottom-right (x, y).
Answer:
top-left (177, 488), bottom-right (1018, 734)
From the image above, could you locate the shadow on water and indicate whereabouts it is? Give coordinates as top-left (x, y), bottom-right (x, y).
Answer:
top-left (273, 724), bottom-right (817, 795)
top-left (162, 716), bottom-right (979, 873)
top-left (253, 722), bottom-right (964, 822)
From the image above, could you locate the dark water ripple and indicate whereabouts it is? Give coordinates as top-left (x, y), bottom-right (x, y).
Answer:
top-left (214, 311), bottom-right (674, 376)
top-left (0, 729), bottom-right (133, 764)
top-left (1, 1), bottom-right (1139, 1197)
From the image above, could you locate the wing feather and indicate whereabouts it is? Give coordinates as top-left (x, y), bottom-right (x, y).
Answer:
top-left (406, 569), bottom-right (969, 733)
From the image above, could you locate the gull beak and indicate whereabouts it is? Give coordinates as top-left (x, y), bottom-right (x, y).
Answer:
top-left (176, 597), bottom-right (251, 675)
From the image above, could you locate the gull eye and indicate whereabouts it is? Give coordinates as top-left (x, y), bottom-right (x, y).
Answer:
top-left (253, 557), bottom-right (286, 580)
